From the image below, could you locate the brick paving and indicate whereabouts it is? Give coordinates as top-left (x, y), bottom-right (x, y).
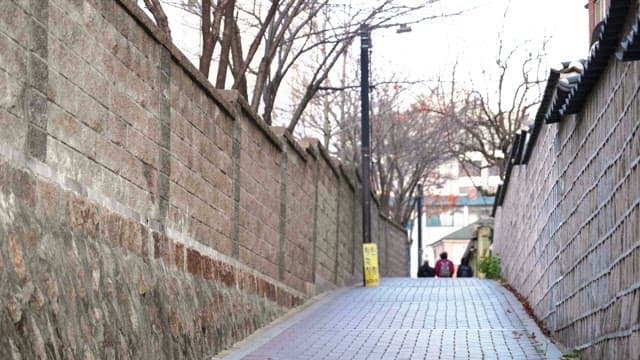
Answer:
top-left (218, 278), bottom-right (564, 359)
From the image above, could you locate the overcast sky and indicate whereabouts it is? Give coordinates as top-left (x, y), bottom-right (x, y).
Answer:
top-left (371, 0), bottom-right (589, 90)
top-left (158, 0), bottom-right (591, 122)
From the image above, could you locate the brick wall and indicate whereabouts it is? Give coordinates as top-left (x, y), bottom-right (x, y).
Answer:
top-left (493, 34), bottom-right (640, 360)
top-left (0, 0), bottom-right (408, 357)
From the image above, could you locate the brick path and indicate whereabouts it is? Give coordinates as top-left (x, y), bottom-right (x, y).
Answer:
top-left (217, 278), bottom-right (564, 359)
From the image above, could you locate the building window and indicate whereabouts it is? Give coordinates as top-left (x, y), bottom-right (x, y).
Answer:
top-left (426, 215), bottom-right (441, 226)
top-left (439, 211), bottom-right (455, 227)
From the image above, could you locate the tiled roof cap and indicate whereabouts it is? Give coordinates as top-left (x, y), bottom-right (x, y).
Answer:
top-left (494, 0), bottom-right (635, 218)
top-left (616, 6), bottom-right (640, 60)
top-left (543, 60), bottom-right (585, 124)
top-left (560, 0), bottom-right (632, 116)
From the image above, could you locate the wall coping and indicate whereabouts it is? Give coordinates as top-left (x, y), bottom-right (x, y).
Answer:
top-left (316, 143), bottom-right (340, 179)
top-left (379, 214), bottom-right (407, 233)
top-left (271, 127), bottom-right (308, 162)
top-left (299, 138), bottom-right (320, 160)
top-left (220, 90), bottom-right (283, 151)
top-left (117, 0), bottom-right (235, 118)
top-left (339, 165), bottom-right (356, 191)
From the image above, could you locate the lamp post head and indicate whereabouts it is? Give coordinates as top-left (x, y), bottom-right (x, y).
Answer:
top-left (396, 24), bottom-right (412, 34)
top-left (360, 24), bottom-right (371, 49)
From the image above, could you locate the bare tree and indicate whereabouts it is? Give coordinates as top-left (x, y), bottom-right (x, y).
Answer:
top-left (140, 0), bottom-right (463, 130)
top-left (428, 35), bottom-right (548, 181)
top-left (369, 87), bottom-right (451, 224)
top-left (301, 72), bottom-right (451, 224)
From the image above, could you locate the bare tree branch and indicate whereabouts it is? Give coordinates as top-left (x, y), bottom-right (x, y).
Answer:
top-left (143, 0), bottom-right (172, 38)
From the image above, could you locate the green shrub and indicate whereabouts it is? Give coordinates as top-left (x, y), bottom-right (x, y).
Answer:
top-left (478, 255), bottom-right (501, 279)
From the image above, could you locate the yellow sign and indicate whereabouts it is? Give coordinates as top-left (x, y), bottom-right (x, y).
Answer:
top-left (362, 243), bottom-right (380, 287)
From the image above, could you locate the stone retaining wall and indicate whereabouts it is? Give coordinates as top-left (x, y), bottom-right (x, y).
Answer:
top-left (0, 0), bottom-right (409, 357)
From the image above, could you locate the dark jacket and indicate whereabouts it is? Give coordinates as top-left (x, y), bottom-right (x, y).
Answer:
top-left (456, 264), bottom-right (474, 278)
top-left (418, 264), bottom-right (435, 278)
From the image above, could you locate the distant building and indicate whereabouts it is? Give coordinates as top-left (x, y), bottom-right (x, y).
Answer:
top-left (429, 156), bottom-right (502, 197)
top-left (409, 156), bottom-right (497, 276)
top-left (430, 222), bottom-right (478, 272)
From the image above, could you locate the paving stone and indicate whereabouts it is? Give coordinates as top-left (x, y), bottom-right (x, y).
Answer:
top-left (220, 278), bottom-right (563, 360)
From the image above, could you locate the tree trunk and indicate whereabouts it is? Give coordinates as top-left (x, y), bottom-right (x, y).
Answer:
top-left (144, 0), bottom-right (171, 39)
top-left (230, 22), bottom-right (248, 98)
top-left (215, 0), bottom-right (236, 88)
top-left (199, 0), bottom-right (227, 78)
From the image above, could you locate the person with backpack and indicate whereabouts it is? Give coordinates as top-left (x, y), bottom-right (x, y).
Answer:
top-left (434, 252), bottom-right (454, 278)
top-left (417, 260), bottom-right (435, 278)
top-left (456, 257), bottom-right (474, 278)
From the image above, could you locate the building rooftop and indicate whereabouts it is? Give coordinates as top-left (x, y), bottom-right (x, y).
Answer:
top-left (430, 222), bottom-right (478, 246)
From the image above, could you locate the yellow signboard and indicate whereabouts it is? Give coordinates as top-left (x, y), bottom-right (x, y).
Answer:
top-left (362, 243), bottom-right (380, 287)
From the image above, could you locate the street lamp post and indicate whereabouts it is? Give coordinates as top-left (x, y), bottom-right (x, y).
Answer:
top-left (416, 184), bottom-right (423, 275)
top-left (359, 24), bottom-right (411, 286)
top-left (360, 24), bottom-right (372, 247)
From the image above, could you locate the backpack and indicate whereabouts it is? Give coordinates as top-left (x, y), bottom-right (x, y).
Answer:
top-left (457, 265), bottom-right (473, 278)
top-left (438, 260), bottom-right (452, 277)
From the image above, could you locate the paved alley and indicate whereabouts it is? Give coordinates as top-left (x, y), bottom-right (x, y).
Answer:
top-left (217, 278), bottom-right (563, 360)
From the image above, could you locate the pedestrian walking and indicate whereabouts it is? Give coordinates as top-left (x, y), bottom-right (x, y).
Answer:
top-left (456, 257), bottom-right (474, 278)
top-left (417, 260), bottom-right (435, 277)
top-left (434, 252), bottom-right (454, 278)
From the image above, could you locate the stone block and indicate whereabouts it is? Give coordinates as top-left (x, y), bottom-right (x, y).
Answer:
top-left (100, 210), bottom-right (124, 248)
top-left (82, 67), bottom-right (111, 111)
top-left (0, 70), bottom-right (26, 122)
top-left (117, 151), bottom-right (146, 189)
top-left (30, 0), bottom-right (48, 24)
top-left (47, 71), bottom-right (78, 116)
top-left (170, 133), bottom-right (192, 170)
top-left (48, 38), bottom-right (85, 88)
top-left (174, 243), bottom-right (184, 270)
top-left (36, 178), bottom-right (61, 221)
top-left (28, 53), bottom-right (49, 95)
top-left (124, 219), bottom-right (146, 257)
top-left (110, 87), bottom-right (139, 126)
top-left (48, 103), bottom-right (96, 158)
top-left (125, 182), bottom-right (153, 216)
top-left (164, 203), bottom-right (181, 229)
top-left (95, 136), bottom-right (128, 176)
top-left (102, 112), bottom-right (126, 146)
top-left (213, 259), bottom-right (235, 287)
top-left (168, 182), bottom-right (191, 213)
top-left (127, 127), bottom-right (160, 170)
top-left (186, 248), bottom-right (202, 277)
top-left (153, 231), bottom-right (170, 263)
top-left (66, 192), bottom-right (100, 236)
top-left (7, 231), bottom-right (29, 284)
top-left (0, 1), bottom-right (28, 45)
top-left (26, 126), bottom-right (47, 165)
top-left (29, 18), bottom-right (47, 59)
top-left (189, 219), bottom-right (213, 247)
top-left (25, 87), bottom-right (47, 129)
top-left (202, 256), bottom-right (214, 280)
top-left (169, 113), bottom-right (191, 143)
top-left (237, 271), bottom-right (256, 294)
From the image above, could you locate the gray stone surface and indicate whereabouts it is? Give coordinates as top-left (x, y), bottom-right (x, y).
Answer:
top-left (220, 278), bottom-right (564, 360)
